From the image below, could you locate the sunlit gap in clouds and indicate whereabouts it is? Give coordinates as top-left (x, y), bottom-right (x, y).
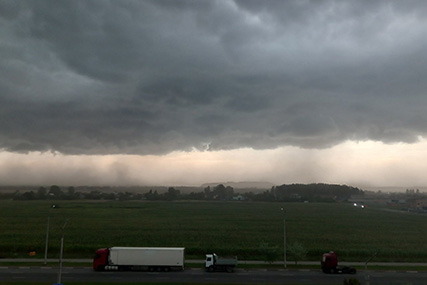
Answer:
top-left (1, 137), bottom-right (427, 188)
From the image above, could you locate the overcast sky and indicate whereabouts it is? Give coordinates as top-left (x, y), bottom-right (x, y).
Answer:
top-left (1, 0), bottom-right (427, 190)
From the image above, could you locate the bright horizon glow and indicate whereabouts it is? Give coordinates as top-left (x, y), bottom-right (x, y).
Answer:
top-left (1, 138), bottom-right (427, 192)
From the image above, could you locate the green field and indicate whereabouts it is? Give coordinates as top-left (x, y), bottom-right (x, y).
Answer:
top-left (1, 200), bottom-right (426, 262)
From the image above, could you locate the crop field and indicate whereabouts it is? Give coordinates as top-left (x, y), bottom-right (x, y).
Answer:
top-left (0, 200), bottom-right (426, 262)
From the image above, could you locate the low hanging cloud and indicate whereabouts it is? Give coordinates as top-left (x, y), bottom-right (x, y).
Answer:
top-left (1, 0), bottom-right (427, 155)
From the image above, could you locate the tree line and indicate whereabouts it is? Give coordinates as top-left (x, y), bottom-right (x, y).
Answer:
top-left (0, 183), bottom-right (363, 202)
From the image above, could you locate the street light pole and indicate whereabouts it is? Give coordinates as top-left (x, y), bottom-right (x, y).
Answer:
top-left (57, 218), bottom-right (69, 285)
top-left (281, 208), bottom-right (286, 269)
top-left (44, 204), bottom-right (56, 265)
top-left (44, 215), bottom-right (50, 265)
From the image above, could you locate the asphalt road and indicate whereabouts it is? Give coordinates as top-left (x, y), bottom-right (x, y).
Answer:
top-left (1, 266), bottom-right (427, 284)
top-left (3, 258), bottom-right (427, 267)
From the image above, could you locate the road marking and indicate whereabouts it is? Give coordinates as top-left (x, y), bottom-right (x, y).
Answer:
top-left (41, 267), bottom-right (52, 269)
top-left (407, 271), bottom-right (418, 273)
top-left (0, 267), bottom-right (9, 269)
top-left (19, 267), bottom-right (30, 269)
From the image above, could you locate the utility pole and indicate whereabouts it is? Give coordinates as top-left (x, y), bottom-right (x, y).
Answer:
top-left (43, 204), bottom-right (56, 265)
top-left (365, 252), bottom-right (377, 285)
top-left (56, 218), bottom-right (69, 285)
top-left (281, 208), bottom-right (286, 269)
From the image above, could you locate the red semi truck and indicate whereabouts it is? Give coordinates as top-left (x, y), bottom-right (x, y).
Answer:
top-left (93, 247), bottom-right (185, 272)
top-left (321, 251), bottom-right (356, 274)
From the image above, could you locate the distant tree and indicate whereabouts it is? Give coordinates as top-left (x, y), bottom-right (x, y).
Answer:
top-left (212, 184), bottom-right (234, 200)
top-left (254, 190), bottom-right (275, 201)
top-left (185, 191), bottom-right (205, 200)
top-left (67, 186), bottom-right (75, 196)
top-left (133, 193), bottom-right (143, 200)
top-left (164, 187), bottom-right (180, 200)
top-left (37, 187), bottom-right (47, 199)
top-left (144, 190), bottom-right (159, 200)
top-left (258, 241), bottom-right (280, 264)
top-left (49, 185), bottom-right (63, 197)
top-left (118, 192), bottom-right (133, 201)
top-left (204, 186), bottom-right (214, 200)
top-left (87, 190), bottom-right (102, 200)
top-left (65, 186), bottom-right (76, 199)
top-left (214, 184), bottom-right (226, 199)
top-left (225, 186), bottom-right (234, 199)
top-left (288, 242), bottom-right (307, 265)
top-left (16, 191), bottom-right (36, 200)
top-left (273, 183), bottom-right (363, 202)
top-left (103, 192), bottom-right (116, 200)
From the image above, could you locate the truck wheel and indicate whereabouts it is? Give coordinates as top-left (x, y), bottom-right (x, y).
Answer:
top-left (208, 266), bottom-right (214, 272)
top-left (164, 267), bottom-right (170, 272)
top-left (226, 266), bottom-right (233, 273)
top-left (149, 267), bottom-right (155, 272)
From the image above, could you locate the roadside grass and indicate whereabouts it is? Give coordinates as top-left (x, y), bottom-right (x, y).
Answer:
top-left (1, 200), bottom-right (427, 262)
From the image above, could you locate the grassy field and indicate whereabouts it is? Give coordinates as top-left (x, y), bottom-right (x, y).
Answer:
top-left (0, 200), bottom-right (426, 262)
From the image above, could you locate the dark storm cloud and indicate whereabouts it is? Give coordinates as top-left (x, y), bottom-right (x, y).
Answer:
top-left (1, 0), bottom-right (427, 154)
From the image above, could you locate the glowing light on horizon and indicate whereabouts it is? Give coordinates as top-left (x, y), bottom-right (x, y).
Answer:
top-left (1, 137), bottom-right (427, 189)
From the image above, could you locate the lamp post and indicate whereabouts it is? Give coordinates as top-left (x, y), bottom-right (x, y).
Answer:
top-left (57, 218), bottom-right (69, 285)
top-left (364, 252), bottom-right (377, 285)
top-left (281, 207), bottom-right (286, 269)
top-left (43, 204), bottom-right (56, 265)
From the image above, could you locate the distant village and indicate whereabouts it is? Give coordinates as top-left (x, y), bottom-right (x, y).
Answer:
top-left (1, 184), bottom-right (426, 213)
top-left (350, 188), bottom-right (427, 214)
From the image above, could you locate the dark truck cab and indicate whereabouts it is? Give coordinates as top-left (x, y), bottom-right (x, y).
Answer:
top-left (321, 251), bottom-right (356, 274)
top-left (93, 248), bottom-right (109, 271)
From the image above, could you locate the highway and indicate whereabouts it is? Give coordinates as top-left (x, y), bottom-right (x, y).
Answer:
top-left (1, 266), bottom-right (427, 284)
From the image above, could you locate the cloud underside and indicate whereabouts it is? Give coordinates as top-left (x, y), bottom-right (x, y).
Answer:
top-left (1, 0), bottom-right (427, 155)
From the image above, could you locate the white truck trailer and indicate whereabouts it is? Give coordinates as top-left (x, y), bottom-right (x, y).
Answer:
top-left (93, 247), bottom-right (185, 271)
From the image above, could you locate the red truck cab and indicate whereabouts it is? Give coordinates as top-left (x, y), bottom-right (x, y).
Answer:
top-left (93, 248), bottom-right (109, 271)
top-left (321, 251), bottom-right (356, 274)
top-left (321, 251), bottom-right (338, 273)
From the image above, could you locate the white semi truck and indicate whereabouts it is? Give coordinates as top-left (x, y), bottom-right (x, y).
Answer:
top-left (93, 247), bottom-right (185, 271)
